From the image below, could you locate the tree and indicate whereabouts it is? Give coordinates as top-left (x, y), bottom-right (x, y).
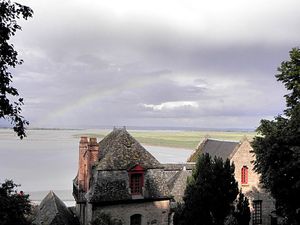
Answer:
top-left (175, 153), bottom-right (239, 225)
top-left (252, 47), bottom-right (300, 225)
top-left (0, 0), bottom-right (33, 138)
top-left (91, 212), bottom-right (122, 225)
top-left (0, 180), bottom-right (32, 225)
top-left (233, 190), bottom-right (251, 225)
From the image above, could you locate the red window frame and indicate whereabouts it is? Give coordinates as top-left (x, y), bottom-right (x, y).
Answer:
top-left (128, 165), bottom-right (144, 195)
top-left (241, 166), bottom-right (248, 184)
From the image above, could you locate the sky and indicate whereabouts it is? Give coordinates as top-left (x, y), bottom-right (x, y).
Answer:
top-left (4, 0), bottom-right (300, 130)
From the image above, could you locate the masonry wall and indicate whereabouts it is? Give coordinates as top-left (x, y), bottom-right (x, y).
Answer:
top-left (92, 200), bottom-right (170, 225)
top-left (231, 140), bottom-right (275, 225)
top-left (230, 140), bottom-right (260, 190)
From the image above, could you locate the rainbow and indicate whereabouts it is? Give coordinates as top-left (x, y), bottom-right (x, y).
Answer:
top-left (36, 76), bottom-right (157, 126)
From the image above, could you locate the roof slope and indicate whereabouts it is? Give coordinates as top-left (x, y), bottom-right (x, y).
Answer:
top-left (167, 170), bottom-right (192, 202)
top-left (32, 191), bottom-right (79, 225)
top-left (188, 138), bottom-right (240, 162)
top-left (96, 128), bottom-right (162, 170)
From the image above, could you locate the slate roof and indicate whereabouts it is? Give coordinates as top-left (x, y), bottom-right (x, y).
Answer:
top-left (188, 138), bottom-right (240, 162)
top-left (32, 191), bottom-right (79, 225)
top-left (96, 128), bottom-right (162, 170)
top-left (167, 170), bottom-right (192, 202)
top-left (163, 163), bottom-right (194, 171)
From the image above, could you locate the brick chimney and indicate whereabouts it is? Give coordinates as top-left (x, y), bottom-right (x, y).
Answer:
top-left (78, 137), bottom-right (99, 192)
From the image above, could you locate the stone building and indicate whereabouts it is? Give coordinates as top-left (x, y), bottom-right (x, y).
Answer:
top-left (73, 128), bottom-right (192, 225)
top-left (188, 137), bottom-right (276, 225)
top-left (72, 129), bottom-right (276, 225)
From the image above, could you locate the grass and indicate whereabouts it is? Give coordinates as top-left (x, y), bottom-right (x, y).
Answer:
top-left (73, 130), bottom-right (256, 150)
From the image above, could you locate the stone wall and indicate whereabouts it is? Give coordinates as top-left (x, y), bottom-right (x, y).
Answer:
top-left (231, 140), bottom-right (275, 225)
top-left (92, 200), bottom-right (170, 225)
top-left (230, 140), bottom-right (260, 191)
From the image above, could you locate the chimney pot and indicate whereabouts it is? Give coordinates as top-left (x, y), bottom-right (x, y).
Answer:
top-left (89, 137), bottom-right (97, 143)
top-left (80, 136), bottom-right (88, 143)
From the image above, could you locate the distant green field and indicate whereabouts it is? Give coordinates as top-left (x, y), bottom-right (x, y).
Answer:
top-left (74, 130), bottom-right (256, 150)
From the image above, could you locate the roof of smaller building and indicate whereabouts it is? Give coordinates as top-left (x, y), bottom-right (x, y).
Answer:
top-left (96, 128), bottom-right (162, 170)
top-left (32, 191), bottom-right (79, 225)
top-left (163, 163), bottom-right (194, 171)
top-left (188, 138), bottom-right (240, 162)
top-left (167, 170), bottom-right (192, 202)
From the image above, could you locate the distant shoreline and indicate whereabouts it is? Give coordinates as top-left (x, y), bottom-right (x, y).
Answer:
top-left (0, 126), bottom-right (255, 132)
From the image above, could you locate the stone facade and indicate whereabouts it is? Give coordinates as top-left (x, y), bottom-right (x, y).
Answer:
top-left (231, 139), bottom-right (276, 225)
top-left (93, 200), bottom-right (170, 225)
top-left (189, 137), bottom-right (276, 225)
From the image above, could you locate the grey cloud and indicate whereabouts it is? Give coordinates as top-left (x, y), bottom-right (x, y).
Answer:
top-left (6, 0), bottom-right (297, 129)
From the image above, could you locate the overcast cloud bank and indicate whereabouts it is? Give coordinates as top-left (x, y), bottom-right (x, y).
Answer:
top-left (4, 0), bottom-right (299, 129)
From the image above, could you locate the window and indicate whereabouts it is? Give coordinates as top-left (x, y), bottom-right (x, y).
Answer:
top-left (253, 200), bottom-right (262, 224)
top-left (241, 166), bottom-right (248, 184)
top-left (130, 173), bottom-right (142, 195)
top-left (271, 216), bottom-right (278, 225)
top-left (128, 165), bottom-right (144, 195)
top-left (130, 214), bottom-right (141, 225)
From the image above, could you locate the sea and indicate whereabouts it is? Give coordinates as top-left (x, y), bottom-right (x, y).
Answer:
top-left (0, 128), bottom-right (193, 206)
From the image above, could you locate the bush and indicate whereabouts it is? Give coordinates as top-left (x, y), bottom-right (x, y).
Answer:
top-left (0, 180), bottom-right (32, 225)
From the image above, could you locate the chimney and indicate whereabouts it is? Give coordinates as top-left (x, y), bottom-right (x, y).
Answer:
top-left (78, 137), bottom-right (88, 191)
top-left (85, 138), bottom-right (99, 190)
top-left (77, 137), bottom-right (100, 192)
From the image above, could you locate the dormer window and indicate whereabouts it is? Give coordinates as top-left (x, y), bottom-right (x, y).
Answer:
top-left (128, 165), bottom-right (144, 196)
top-left (131, 173), bottom-right (143, 194)
top-left (241, 166), bottom-right (248, 185)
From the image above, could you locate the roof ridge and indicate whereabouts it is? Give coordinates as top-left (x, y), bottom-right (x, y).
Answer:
top-left (167, 170), bottom-right (183, 190)
top-left (97, 129), bottom-right (161, 170)
top-left (207, 138), bottom-right (240, 143)
top-left (46, 191), bottom-right (59, 214)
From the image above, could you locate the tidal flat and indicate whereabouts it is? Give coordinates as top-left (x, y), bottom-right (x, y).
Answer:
top-left (74, 129), bottom-right (256, 149)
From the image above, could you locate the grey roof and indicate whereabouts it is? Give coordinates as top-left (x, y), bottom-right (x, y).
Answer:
top-left (96, 128), bottom-right (162, 170)
top-left (188, 138), bottom-right (240, 162)
top-left (167, 170), bottom-right (192, 202)
top-left (163, 163), bottom-right (194, 171)
top-left (32, 191), bottom-right (79, 225)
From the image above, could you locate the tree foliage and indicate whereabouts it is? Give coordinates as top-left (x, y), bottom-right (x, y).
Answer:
top-left (233, 190), bottom-right (251, 225)
top-left (0, 180), bottom-right (32, 225)
top-left (91, 212), bottom-right (123, 225)
top-left (252, 47), bottom-right (300, 225)
top-left (0, 0), bottom-right (33, 138)
top-left (175, 153), bottom-right (239, 225)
